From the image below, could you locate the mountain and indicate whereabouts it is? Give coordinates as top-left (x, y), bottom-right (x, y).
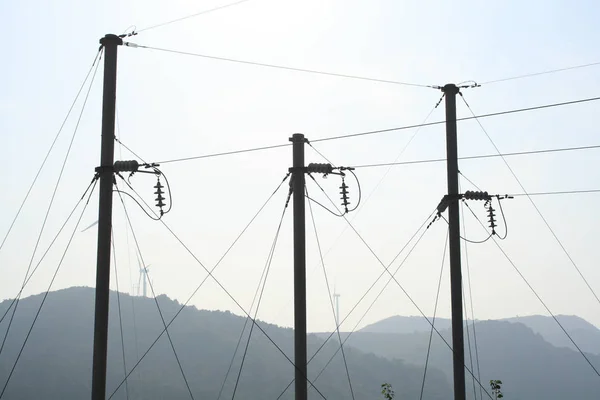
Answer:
top-left (503, 315), bottom-right (600, 355)
top-left (332, 319), bottom-right (600, 400)
top-left (360, 314), bottom-right (600, 355)
top-left (0, 287), bottom-right (450, 399)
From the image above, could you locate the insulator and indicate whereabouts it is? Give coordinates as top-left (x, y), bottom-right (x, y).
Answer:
top-left (113, 160), bottom-right (140, 172)
top-left (307, 163), bottom-right (333, 175)
top-left (154, 178), bottom-right (166, 214)
top-left (463, 190), bottom-right (490, 201)
top-left (487, 205), bottom-right (497, 233)
top-left (339, 178), bottom-right (350, 213)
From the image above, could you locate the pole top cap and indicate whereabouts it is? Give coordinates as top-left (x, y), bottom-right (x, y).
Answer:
top-left (289, 133), bottom-right (308, 143)
top-left (441, 83), bottom-right (460, 94)
top-left (99, 34), bottom-right (123, 46)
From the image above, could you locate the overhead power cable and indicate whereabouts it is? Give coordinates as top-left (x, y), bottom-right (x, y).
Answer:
top-left (151, 95), bottom-right (600, 166)
top-left (135, 0), bottom-right (255, 34)
top-left (125, 42), bottom-right (434, 89)
top-left (460, 94), bottom-right (600, 310)
top-left (352, 144), bottom-right (600, 169)
top-left (0, 178), bottom-right (98, 398)
top-left (0, 49), bottom-right (102, 254)
top-left (481, 61), bottom-right (600, 85)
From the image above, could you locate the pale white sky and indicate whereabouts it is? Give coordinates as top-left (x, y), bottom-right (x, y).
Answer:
top-left (1, 0), bottom-right (600, 335)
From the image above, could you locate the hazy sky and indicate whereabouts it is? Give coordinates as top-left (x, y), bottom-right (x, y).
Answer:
top-left (1, 0), bottom-right (600, 338)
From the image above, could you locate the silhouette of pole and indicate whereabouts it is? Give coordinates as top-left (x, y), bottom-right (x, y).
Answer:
top-left (290, 133), bottom-right (308, 400)
top-left (442, 83), bottom-right (466, 400)
top-left (91, 33), bottom-right (122, 400)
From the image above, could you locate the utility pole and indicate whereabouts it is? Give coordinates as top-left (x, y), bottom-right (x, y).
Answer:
top-left (442, 83), bottom-right (466, 400)
top-left (91, 33), bottom-right (122, 400)
top-left (290, 133), bottom-right (308, 400)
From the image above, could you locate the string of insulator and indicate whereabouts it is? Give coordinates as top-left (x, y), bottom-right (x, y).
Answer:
top-left (339, 177), bottom-right (350, 213)
top-left (463, 190), bottom-right (491, 201)
top-left (307, 163), bottom-right (333, 175)
top-left (154, 178), bottom-right (166, 216)
top-left (113, 160), bottom-right (139, 173)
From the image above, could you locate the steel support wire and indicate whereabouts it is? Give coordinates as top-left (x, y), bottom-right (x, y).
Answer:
top-left (111, 230), bottom-right (130, 400)
top-left (463, 202), bottom-right (600, 379)
top-left (0, 178), bottom-right (99, 398)
top-left (107, 173), bottom-right (325, 399)
top-left (460, 94), bottom-right (600, 310)
top-left (307, 176), bottom-right (495, 399)
top-left (276, 209), bottom-right (435, 399)
top-left (0, 175), bottom-right (100, 325)
top-left (420, 229), bottom-right (449, 400)
top-left (0, 53), bottom-right (101, 360)
top-left (0, 49), bottom-right (102, 254)
top-left (306, 185), bottom-right (355, 400)
top-left (459, 178), bottom-right (484, 400)
top-left (116, 189), bottom-right (196, 400)
top-left (230, 196), bottom-right (289, 400)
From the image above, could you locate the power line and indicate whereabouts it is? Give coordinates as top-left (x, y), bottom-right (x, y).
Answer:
top-left (352, 144), bottom-right (600, 169)
top-left (306, 185), bottom-right (356, 400)
top-left (0, 178), bottom-right (98, 398)
top-left (0, 49), bottom-right (102, 254)
top-left (420, 229), bottom-right (448, 400)
top-left (126, 42), bottom-right (434, 89)
top-left (150, 95), bottom-right (600, 166)
top-left (135, 0), bottom-right (255, 34)
top-left (231, 196), bottom-right (288, 400)
top-left (116, 188), bottom-right (196, 400)
top-left (481, 61), bottom-right (600, 85)
top-left (460, 93), bottom-right (600, 311)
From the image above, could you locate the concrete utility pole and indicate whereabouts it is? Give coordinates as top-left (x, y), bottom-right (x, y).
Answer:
top-left (290, 133), bottom-right (308, 400)
top-left (91, 33), bottom-right (122, 400)
top-left (442, 83), bottom-right (466, 400)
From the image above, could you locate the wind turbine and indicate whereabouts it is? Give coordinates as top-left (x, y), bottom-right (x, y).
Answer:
top-left (135, 251), bottom-right (151, 297)
top-left (333, 289), bottom-right (341, 328)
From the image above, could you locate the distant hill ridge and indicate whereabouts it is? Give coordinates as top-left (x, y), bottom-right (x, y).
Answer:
top-left (0, 287), bottom-right (450, 400)
top-left (359, 314), bottom-right (600, 355)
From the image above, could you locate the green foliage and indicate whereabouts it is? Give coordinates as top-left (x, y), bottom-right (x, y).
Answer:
top-left (490, 379), bottom-right (503, 399)
top-left (381, 383), bottom-right (395, 399)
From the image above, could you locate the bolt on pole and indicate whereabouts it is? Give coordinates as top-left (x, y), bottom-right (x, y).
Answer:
top-left (442, 83), bottom-right (466, 400)
top-left (290, 133), bottom-right (308, 400)
top-left (91, 33), bottom-right (122, 400)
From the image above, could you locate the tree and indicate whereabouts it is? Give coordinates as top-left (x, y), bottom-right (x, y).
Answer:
top-left (490, 379), bottom-right (503, 399)
top-left (381, 383), bottom-right (395, 399)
